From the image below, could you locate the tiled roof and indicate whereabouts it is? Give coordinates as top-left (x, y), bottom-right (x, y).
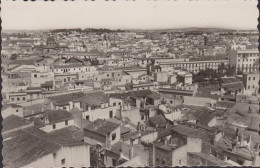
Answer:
top-left (188, 152), bottom-right (231, 166)
top-left (2, 104), bottom-right (23, 111)
top-left (3, 115), bottom-right (33, 133)
top-left (3, 129), bottom-right (61, 168)
top-left (9, 59), bottom-right (35, 65)
top-left (221, 81), bottom-right (244, 91)
top-left (192, 110), bottom-right (216, 126)
top-left (3, 126), bottom-right (85, 168)
top-left (53, 63), bottom-right (84, 69)
top-left (48, 92), bottom-right (86, 104)
top-left (43, 109), bottom-right (74, 125)
top-left (248, 117), bottom-right (260, 131)
top-left (129, 89), bottom-right (153, 98)
top-left (48, 126), bottom-right (84, 142)
top-left (97, 122), bottom-right (119, 135)
top-left (85, 119), bottom-right (120, 136)
top-left (169, 124), bottom-right (212, 144)
top-left (157, 128), bottom-right (172, 139)
top-left (194, 92), bottom-right (220, 100)
top-left (149, 115), bottom-right (167, 127)
top-left (147, 92), bottom-right (161, 100)
top-left (80, 91), bottom-right (109, 106)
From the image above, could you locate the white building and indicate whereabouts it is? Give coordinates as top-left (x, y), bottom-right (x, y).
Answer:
top-left (242, 72), bottom-right (259, 95)
top-left (31, 71), bottom-right (54, 87)
top-left (39, 109), bottom-right (75, 133)
top-left (229, 50), bottom-right (259, 73)
top-left (1, 104), bottom-right (24, 119)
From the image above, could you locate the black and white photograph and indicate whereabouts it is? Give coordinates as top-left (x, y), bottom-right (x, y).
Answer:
top-left (1, 0), bottom-right (259, 167)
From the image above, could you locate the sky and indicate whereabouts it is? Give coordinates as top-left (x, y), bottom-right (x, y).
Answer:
top-left (2, 0), bottom-right (258, 30)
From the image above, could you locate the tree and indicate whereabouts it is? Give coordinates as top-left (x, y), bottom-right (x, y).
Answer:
top-left (237, 70), bottom-right (243, 75)
top-left (194, 75), bottom-right (205, 84)
top-left (226, 66), bottom-right (236, 76)
top-left (90, 146), bottom-right (105, 167)
top-left (209, 77), bottom-right (218, 85)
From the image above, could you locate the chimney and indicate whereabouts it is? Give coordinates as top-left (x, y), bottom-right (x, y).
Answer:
top-left (247, 134), bottom-right (252, 148)
top-left (137, 122), bottom-right (140, 132)
top-left (44, 116), bottom-right (49, 124)
top-left (224, 156), bottom-right (228, 162)
top-left (164, 138), bottom-right (168, 145)
top-left (130, 138), bottom-right (134, 159)
top-left (240, 131), bottom-right (244, 145)
top-left (231, 143), bottom-right (236, 152)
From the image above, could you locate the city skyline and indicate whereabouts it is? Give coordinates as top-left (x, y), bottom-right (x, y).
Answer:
top-left (2, 0), bottom-right (258, 30)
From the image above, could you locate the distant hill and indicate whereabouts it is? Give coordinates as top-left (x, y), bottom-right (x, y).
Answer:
top-left (146, 27), bottom-right (237, 33)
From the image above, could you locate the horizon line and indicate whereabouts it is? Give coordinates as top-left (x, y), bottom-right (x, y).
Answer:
top-left (2, 26), bottom-right (258, 32)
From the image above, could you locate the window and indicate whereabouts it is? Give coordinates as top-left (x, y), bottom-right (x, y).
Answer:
top-left (112, 133), bottom-right (116, 141)
top-left (11, 98), bottom-right (14, 101)
top-left (61, 159), bottom-right (65, 165)
top-left (110, 111), bottom-right (113, 118)
top-left (101, 154), bottom-right (104, 161)
top-left (107, 74), bottom-right (109, 77)
top-left (253, 85), bottom-right (255, 89)
top-left (63, 106), bottom-right (67, 110)
top-left (253, 77), bottom-right (256, 80)
top-left (86, 116), bottom-right (89, 120)
top-left (23, 97), bottom-right (25, 100)
top-left (156, 158), bottom-right (160, 164)
top-left (170, 100), bottom-right (173, 104)
top-left (112, 158), bottom-right (116, 166)
top-left (248, 86), bottom-right (250, 89)
top-left (17, 97), bottom-right (20, 101)
top-left (248, 77), bottom-right (251, 80)
top-left (118, 102), bottom-right (121, 106)
top-left (34, 74), bottom-right (37, 78)
top-left (16, 109), bottom-right (19, 112)
top-left (53, 124), bottom-right (56, 129)
top-left (141, 115), bottom-right (144, 120)
top-left (162, 160), bottom-right (166, 165)
top-left (179, 160), bottom-right (182, 165)
top-left (113, 102), bottom-right (116, 106)
top-left (65, 120), bottom-right (68, 126)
